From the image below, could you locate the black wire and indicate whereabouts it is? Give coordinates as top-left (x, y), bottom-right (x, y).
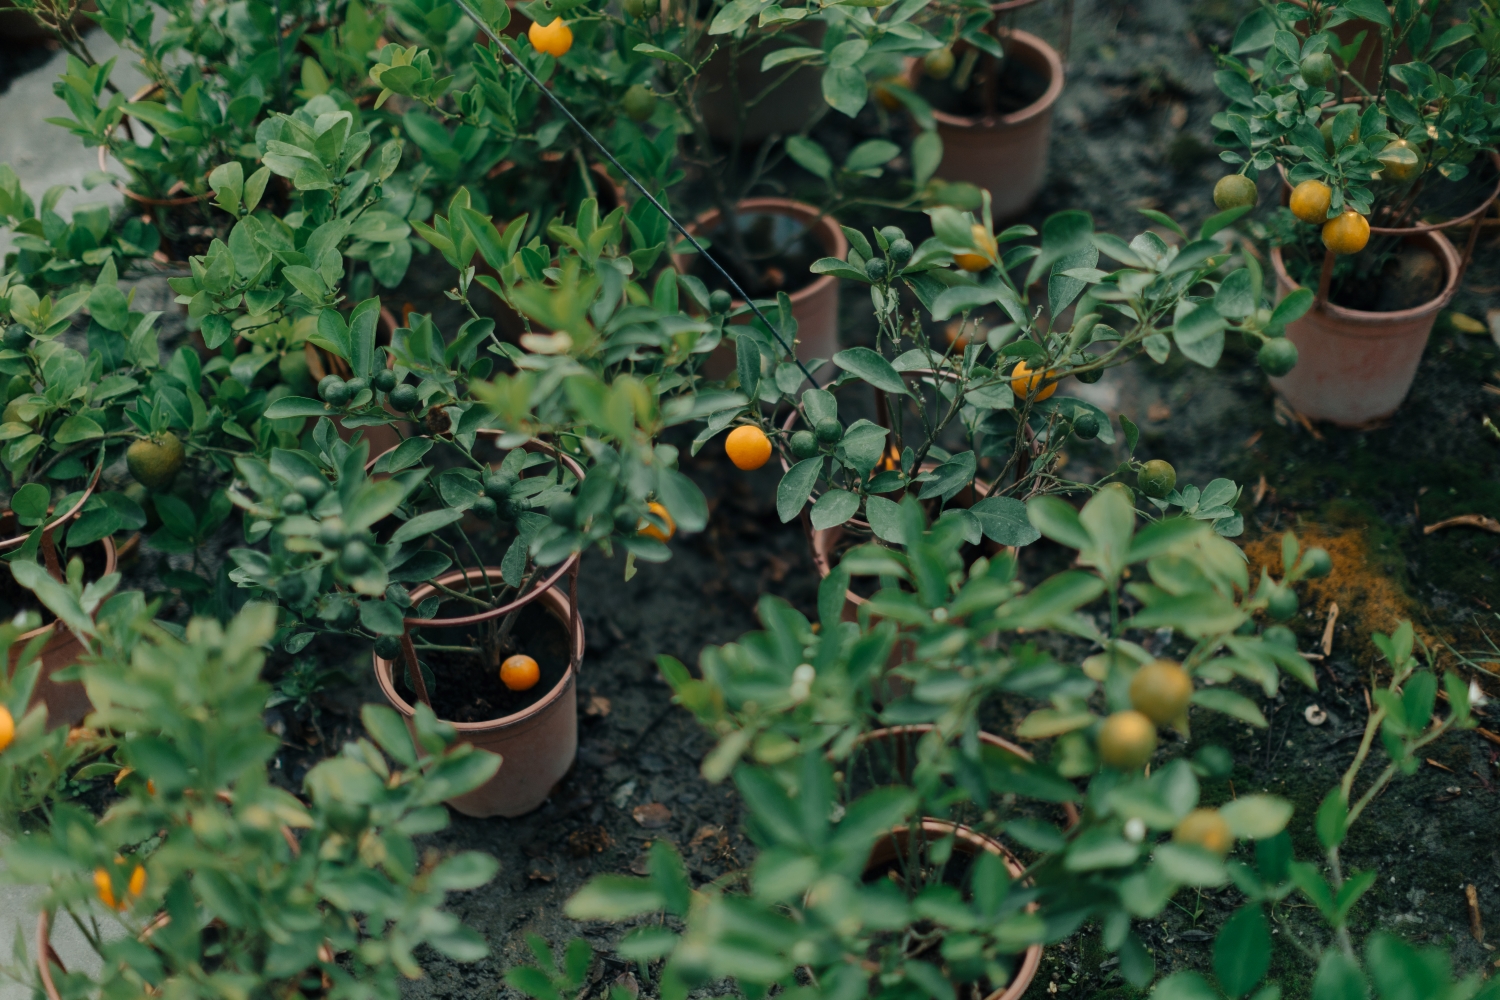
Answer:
top-left (448, 0), bottom-right (822, 389)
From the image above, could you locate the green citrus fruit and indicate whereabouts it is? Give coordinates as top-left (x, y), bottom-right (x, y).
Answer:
top-left (815, 419), bottom-right (843, 445)
top-left (295, 475), bottom-right (328, 503)
top-left (865, 258), bottom-right (888, 282)
top-left (373, 368), bottom-right (398, 393)
top-left (282, 492), bottom-right (307, 514)
top-left (1137, 459), bottom-right (1177, 499)
top-left (374, 635), bottom-right (402, 660)
top-left (126, 433), bottom-right (185, 492)
top-left (318, 517), bottom-right (347, 548)
top-left (1267, 586), bottom-right (1298, 621)
top-left (344, 376), bottom-right (369, 397)
top-left (1213, 174), bottom-right (1258, 211)
top-left (622, 84), bottom-right (657, 122)
top-left (1301, 547), bottom-right (1332, 578)
top-left (389, 384), bottom-right (420, 411)
top-left (1073, 411), bottom-right (1100, 440)
top-left (472, 495), bottom-right (498, 519)
top-left (888, 238), bottom-right (914, 267)
top-left (790, 430), bottom-right (819, 459)
top-left (340, 540), bottom-right (373, 575)
top-left (709, 289), bottom-right (733, 314)
top-left (2, 327), bottom-right (31, 350)
top-left (484, 471), bottom-right (518, 499)
top-left (923, 46), bottom-right (956, 80)
top-left (1300, 52), bottom-right (1336, 87)
top-left (1258, 337), bottom-right (1299, 376)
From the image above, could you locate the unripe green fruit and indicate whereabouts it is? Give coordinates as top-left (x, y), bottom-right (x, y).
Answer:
top-left (923, 46), bottom-right (955, 80)
top-left (340, 540), bottom-right (373, 575)
top-left (282, 493), bottom-right (307, 514)
top-left (622, 84), bottom-right (657, 122)
top-left (126, 433), bottom-right (185, 492)
top-left (344, 376), bottom-right (368, 396)
top-left (888, 238), bottom-right (914, 266)
top-left (1300, 52), bottom-right (1336, 87)
top-left (1073, 411), bottom-right (1100, 440)
top-left (2, 326), bottom-right (31, 350)
top-left (374, 635), bottom-right (402, 660)
top-left (1138, 459), bottom-right (1177, 499)
top-left (389, 384), bottom-right (419, 411)
top-left (790, 430), bottom-right (819, 459)
top-left (815, 419), bottom-right (843, 445)
top-left (277, 575), bottom-right (308, 603)
top-left (1263, 625), bottom-right (1298, 648)
top-left (502, 495), bottom-right (529, 519)
top-left (1301, 547), bottom-right (1332, 578)
top-left (865, 258), bottom-right (888, 282)
top-left (1258, 337), bottom-right (1299, 377)
top-left (318, 375), bottom-right (345, 400)
top-left (5, 375), bottom-right (29, 402)
top-left (484, 471), bottom-right (518, 499)
top-left (319, 517), bottom-right (347, 548)
top-left (472, 495), bottom-right (498, 519)
top-left (709, 289), bottom-right (733, 314)
top-left (1213, 174), bottom-right (1259, 211)
top-left (623, 0), bottom-right (658, 18)
top-left (296, 476), bottom-right (328, 502)
top-left (1267, 586), bottom-right (1298, 621)
top-left (1076, 367), bottom-right (1104, 384)
top-left (372, 368), bottom-right (398, 393)
top-left (323, 380), bottom-right (351, 407)
top-left (879, 225), bottom-right (905, 245)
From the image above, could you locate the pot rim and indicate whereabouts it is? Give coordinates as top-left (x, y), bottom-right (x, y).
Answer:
top-left (0, 462), bottom-right (104, 553)
top-left (362, 436), bottom-right (584, 624)
top-left (18, 534), bottom-right (118, 646)
top-left (671, 197), bottom-right (848, 311)
top-left (867, 819), bottom-right (1043, 1000)
top-left (374, 574), bottom-right (583, 732)
top-left (1276, 151), bottom-right (1500, 235)
top-left (858, 724), bottom-right (1081, 828)
top-left (1268, 229), bottom-right (1460, 325)
top-left (910, 30), bottom-right (1065, 131)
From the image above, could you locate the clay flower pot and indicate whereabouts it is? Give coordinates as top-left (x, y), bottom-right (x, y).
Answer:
top-left (1268, 231), bottom-right (1460, 426)
top-left (12, 535), bottom-right (118, 728)
top-left (865, 819), bottom-right (1043, 1000)
top-left (906, 30), bottom-right (1064, 221)
top-left (672, 197), bottom-right (847, 377)
top-left (374, 567), bottom-right (584, 818)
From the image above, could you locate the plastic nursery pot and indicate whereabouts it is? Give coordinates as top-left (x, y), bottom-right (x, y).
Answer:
top-left (865, 819), bottom-right (1043, 1000)
top-left (854, 725), bottom-right (1081, 829)
top-left (0, 526), bottom-right (119, 729)
top-left (696, 21), bottom-right (827, 143)
top-left (903, 31), bottom-right (1063, 222)
top-left (671, 198), bottom-right (848, 378)
top-left (373, 566), bottom-right (585, 818)
top-left (1268, 230), bottom-right (1460, 426)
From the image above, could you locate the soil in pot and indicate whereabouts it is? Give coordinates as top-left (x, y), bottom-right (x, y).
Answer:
top-left (914, 46), bottom-right (1050, 120)
top-left (1284, 239), bottom-right (1445, 313)
top-left (688, 211), bottom-right (825, 299)
top-left (395, 599), bottom-right (570, 723)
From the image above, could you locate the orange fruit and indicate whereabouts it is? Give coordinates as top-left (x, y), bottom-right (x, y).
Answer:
top-left (1288, 179), bottom-right (1332, 224)
top-left (874, 77), bottom-right (904, 111)
top-left (1009, 360), bottom-right (1056, 401)
top-left (1322, 210), bottom-right (1369, 254)
top-left (128, 864), bottom-right (146, 898)
top-left (0, 705), bottom-right (12, 752)
top-left (1377, 138), bottom-right (1422, 182)
top-left (945, 321), bottom-right (970, 350)
top-left (1174, 808), bottom-right (1233, 856)
top-left (528, 18), bottom-right (572, 56)
top-left (94, 868), bottom-right (117, 910)
top-left (725, 425), bottom-right (772, 470)
top-left (953, 223), bottom-right (996, 272)
top-left (1097, 710), bottom-right (1157, 770)
top-left (500, 654), bottom-right (540, 691)
top-left (638, 501), bottom-right (675, 542)
top-left (1129, 659), bottom-right (1193, 725)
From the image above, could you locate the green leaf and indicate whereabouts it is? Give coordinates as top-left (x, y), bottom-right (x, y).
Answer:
top-left (10, 483), bottom-right (50, 525)
top-left (264, 396), bottom-right (332, 419)
top-left (708, 0), bottom-right (765, 33)
top-left (1311, 951), bottom-right (1366, 1000)
top-left (810, 488), bottom-right (859, 530)
top-left (565, 875), bottom-right (666, 919)
top-left (1026, 495), bottom-right (1091, 551)
top-left (821, 66), bottom-right (868, 118)
top-left (1152, 971), bottom-right (1219, 1000)
top-left (913, 130), bottom-right (943, 186)
top-left (360, 599), bottom-right (406, 636)
top-left (1342, 0), bottom-right (1390, 26)
top-left (845, 140), bottom-right (900, 172)
top-left (53, 413), bottom-right (104, 444)
top-left (362, 704), bottom-right (418, 766)
top-left (1191, 688), bottom-right (1267, 727)
top-left (431, 852), bottom-right (500, 890)
top-left (785, 136), bottom-right (833, 180)
top-left (390, 509), bottom-right (464, 544)
top-left (1218, 795), bottom-right (1292, 839)
top-left (1213, 906), bottom-right (1271, 998)
top-left (1214, 268), bottom-right (1255, 319)
top-left (1315, 788), bottom-right (1347, 850)
top-left (776, 458), bottom-right (822, 523)
top-left (970, 495), bottom-right (1040, 546)
top-left (1268, 288), bottom-right (1313, 332)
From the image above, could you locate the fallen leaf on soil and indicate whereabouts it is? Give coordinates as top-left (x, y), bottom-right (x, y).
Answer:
top-left (1468, 884), bottom-right (1485, 943)
top-left (1147, 403), bottom-right (1171, 421)
top-left (1252, 474), bottom-right (1267, 506)
top-left (1423, 514), bottom-right (1500, 535)
top-left (629, 853), bottom-right (652, 876)
top-left (614, 972), bottom-right (640, 999)
top-left (567, 826), bottom-right (614, 856)
top-left (1425, 758), bottom-right (1455, 773)
top-left (1475, 728), bottom-right (1500, 748)
top-left (527, 862), bottom-right (557, 882)
top-left (690, 824), bottom-right (723, 847)
top-left (585, 695), bottom-right (611, 717)
top-left (632, 803), bottom-right (673, 829)
top-left (1321, 603), bottom-right (1339, 657)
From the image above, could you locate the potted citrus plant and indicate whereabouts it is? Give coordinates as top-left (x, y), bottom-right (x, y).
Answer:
top-left (1212, 0), bottom-right (1500, 423)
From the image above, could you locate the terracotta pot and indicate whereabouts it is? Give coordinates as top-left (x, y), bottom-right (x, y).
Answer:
top-left (672, 198), bottom-right (846, 379)
top-left (373, 568), bottom-right (584, 818)
top-left (0, 464), bottom-right (102, 554)
top-left (1268, 230), bottom-right (1459, 425)
top-left (865, 820), bottom-right (1042, 1000)
top-left (696, 22), bottom-right (827, 143)
top-left (906, 30), bottom-right (1064, 221)
top-left (857, 725), bottom-right (1080, 828)
top-left (6, 534), bottom-right (118, 728)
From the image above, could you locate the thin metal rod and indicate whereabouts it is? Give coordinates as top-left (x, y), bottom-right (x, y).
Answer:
top-left (449, 0), bottom-right (822, 388)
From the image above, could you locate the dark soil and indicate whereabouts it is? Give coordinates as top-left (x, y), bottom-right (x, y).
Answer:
top-left (396, 600), bottom-right (572, 723)
top-left (688, 211), bottom-right (826, 299)
top-left (915, 45), bottom-right (1051, 119)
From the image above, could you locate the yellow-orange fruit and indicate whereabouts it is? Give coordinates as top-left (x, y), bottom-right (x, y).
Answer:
top-left (725, 425), bottom-right (772, 470)
top-left (1289, 179), bottom-right (1333, 224)
top-left (500, 655), bottom-right (540, 692)
top-left (1322, 210), bottom-right (1370, 254)
top-left (1009, 360), bottom-right (1057, 401)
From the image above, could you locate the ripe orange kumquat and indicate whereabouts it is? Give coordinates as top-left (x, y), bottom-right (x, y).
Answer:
top-left (1322, 210), bottom-right (1370, 254)
top-left (638, 501), bottom-right (675, 542)
top-left (1289, 179), bottom-right (1332, 224)
top-left (500, 655), bottom-right (540, 692)
top-left (528, 18), bottom-right (572, 56)
top-left (94, 868), bottom-right (116, 910)
top-left (0, 705), bottom-right (13, 752)
top-left (725, 425), bottom-right (772, 470)
top-left (1009, 360), bottom-right (1057, 401)
top-left (952, 223), bottom-right (996, 272)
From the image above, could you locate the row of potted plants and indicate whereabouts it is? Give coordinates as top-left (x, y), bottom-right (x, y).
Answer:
top-left (0, 0), bottom-right (1494, 991)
